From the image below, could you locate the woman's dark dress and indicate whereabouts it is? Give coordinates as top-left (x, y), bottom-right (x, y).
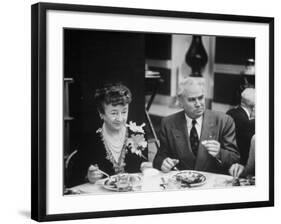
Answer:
top-left (68, 128), bottom-right (147, 187)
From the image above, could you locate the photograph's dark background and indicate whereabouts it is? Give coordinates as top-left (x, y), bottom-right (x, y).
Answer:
top-left (64, 29), bottom-right (146, 153)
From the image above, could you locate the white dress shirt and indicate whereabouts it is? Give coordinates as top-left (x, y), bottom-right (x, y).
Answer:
top-left (185, 114), bottom-right (203, 138)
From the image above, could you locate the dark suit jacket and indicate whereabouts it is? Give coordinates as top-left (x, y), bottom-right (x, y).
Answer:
top-left (153, 110), bottom-right (240, 174)
top-left (242, 135), bottom-right (255, 177)
top-left (226, 106), bottom-right (255, 165)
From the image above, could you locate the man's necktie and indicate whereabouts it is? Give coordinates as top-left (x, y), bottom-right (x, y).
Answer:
top-left (190, 119), bottom-right (199, 156)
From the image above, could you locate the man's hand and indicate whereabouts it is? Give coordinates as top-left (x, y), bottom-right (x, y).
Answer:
top-left (201, 140), bottom-right (221, 157)
top-left (161, 158), bottom-right (179, 173)
top-left (229, 163), bottom-right (245, 178)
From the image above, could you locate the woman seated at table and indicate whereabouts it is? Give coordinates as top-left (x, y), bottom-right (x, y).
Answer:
top-left (229, 134), bottom-right (255, 178)
top-left (70, 82), bottom-right (148, 186)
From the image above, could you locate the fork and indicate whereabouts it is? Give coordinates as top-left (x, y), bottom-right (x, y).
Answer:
top-left (98, 169), bottom-right (110, 178)
top-left (172, 166), bottom-right (179, 171)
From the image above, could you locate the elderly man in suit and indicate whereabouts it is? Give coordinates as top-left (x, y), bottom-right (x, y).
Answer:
top-left (153, 78), bottom-right (240, 174)
top-left (226, 87), bottom-right (255, 165)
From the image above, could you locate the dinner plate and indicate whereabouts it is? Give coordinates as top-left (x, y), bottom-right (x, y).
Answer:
top-left (103, 174), bottom-right (142, 192)
top-left (173, 170), bottom-right (206, 187)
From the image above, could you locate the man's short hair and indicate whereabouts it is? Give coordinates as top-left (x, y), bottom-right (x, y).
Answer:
top-left (177, 77), bottom-right (205, 97)
top-left (241, 88), bottom-right (255, 107)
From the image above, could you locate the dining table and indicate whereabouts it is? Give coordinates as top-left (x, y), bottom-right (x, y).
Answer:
top-left (69, 169), bottom-right (241, 195)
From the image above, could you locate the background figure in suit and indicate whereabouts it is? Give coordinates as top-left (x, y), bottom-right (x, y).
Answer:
top-left (153, 78), bottom-right (240, 174)
top-left (229, 134), bottom-right (255, 177)
top-left (226, 88), bottom-right (255, 165)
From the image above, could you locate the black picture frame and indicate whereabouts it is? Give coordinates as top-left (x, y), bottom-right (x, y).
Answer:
top-left (31, 2), bottom-right (274, 222)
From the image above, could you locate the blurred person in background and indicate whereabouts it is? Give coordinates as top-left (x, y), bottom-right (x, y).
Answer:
top-left (227, 87), bottom-right (255, 166)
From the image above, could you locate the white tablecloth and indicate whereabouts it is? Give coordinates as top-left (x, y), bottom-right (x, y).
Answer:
top-left (71, 170), bottom-right (235, 195)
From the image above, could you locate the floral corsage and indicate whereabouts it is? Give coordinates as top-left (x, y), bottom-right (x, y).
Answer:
top-left (126, 121), bottom-right (148, 160)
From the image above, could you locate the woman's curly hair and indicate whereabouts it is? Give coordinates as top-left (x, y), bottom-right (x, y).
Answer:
top-left (94, 82), bottom-right (132, 114)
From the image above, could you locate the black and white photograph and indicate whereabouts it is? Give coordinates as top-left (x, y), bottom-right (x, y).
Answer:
top-left (63, 30), bottom-right (256, 194)
top-left (30, 2), bottom-right (274, 222)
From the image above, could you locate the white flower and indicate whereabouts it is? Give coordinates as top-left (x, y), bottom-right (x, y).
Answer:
top-left (126, 121), bottom-right (145, 133)
top-left (135, 150), bottom-right (142, 156)
top-left (126, 138), bottom-right (136, 153)
top-left (139, 141), bottom-right (148, 148)
top-left (125, 121), bottom-right (148, 160)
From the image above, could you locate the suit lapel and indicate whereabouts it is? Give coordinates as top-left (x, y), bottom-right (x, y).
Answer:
top-left (195, 110), bottom-right (217, 170)
top-left (171, 111), bottom-right (196, 169)
top-left (199, 110), bottom-right (217, 141)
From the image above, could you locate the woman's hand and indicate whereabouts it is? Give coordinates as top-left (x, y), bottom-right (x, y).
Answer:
top-left (229, 163), bottom-right (245, 178)
top-left (87, 164), bottom-right (103, 184)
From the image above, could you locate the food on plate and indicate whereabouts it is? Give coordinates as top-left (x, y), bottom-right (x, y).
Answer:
top-left (174, 171), bottom-right (206, 187)
top-left (106, 176), bottom-right (118, 188)
top-left (232, 176), bottom-right (255, 186)
top-left (104, 174), bottom-right (142, 192)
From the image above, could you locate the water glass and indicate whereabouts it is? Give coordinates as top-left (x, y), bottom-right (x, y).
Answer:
top-left (131, 176), bottom-right (142, 191)
top-left (116, 173), bottom-right (131, 192)
top-left (166, 177), bottom-right (181, 190)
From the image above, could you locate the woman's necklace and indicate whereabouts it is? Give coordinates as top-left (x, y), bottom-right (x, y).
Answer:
top-left (101, 124), bottom-right (128, 171)
top-left (102, 124), bottom-right (126, 153)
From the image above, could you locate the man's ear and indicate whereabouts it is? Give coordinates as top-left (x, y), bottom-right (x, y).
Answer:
top-left (177, 95), bottom-right (183, 108)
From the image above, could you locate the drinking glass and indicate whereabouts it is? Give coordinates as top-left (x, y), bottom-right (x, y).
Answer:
top-left (207, 134), bottom-right (215, 141)
top-left (116, 173), bottom-right (131, 192)
top-left (201, 133), bottom-right (215, 146)
top-left (131, 175), bottom-right (143, 191)
top-left (166, 176), bottom-right (181, 190)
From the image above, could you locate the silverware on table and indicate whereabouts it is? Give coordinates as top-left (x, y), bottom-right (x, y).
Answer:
top-left (160, 177), bottom-right (168, 189)
top-left (98, 169), bottom-right (110, 178)
top-left (172, 166), bottom-right (179, 171)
